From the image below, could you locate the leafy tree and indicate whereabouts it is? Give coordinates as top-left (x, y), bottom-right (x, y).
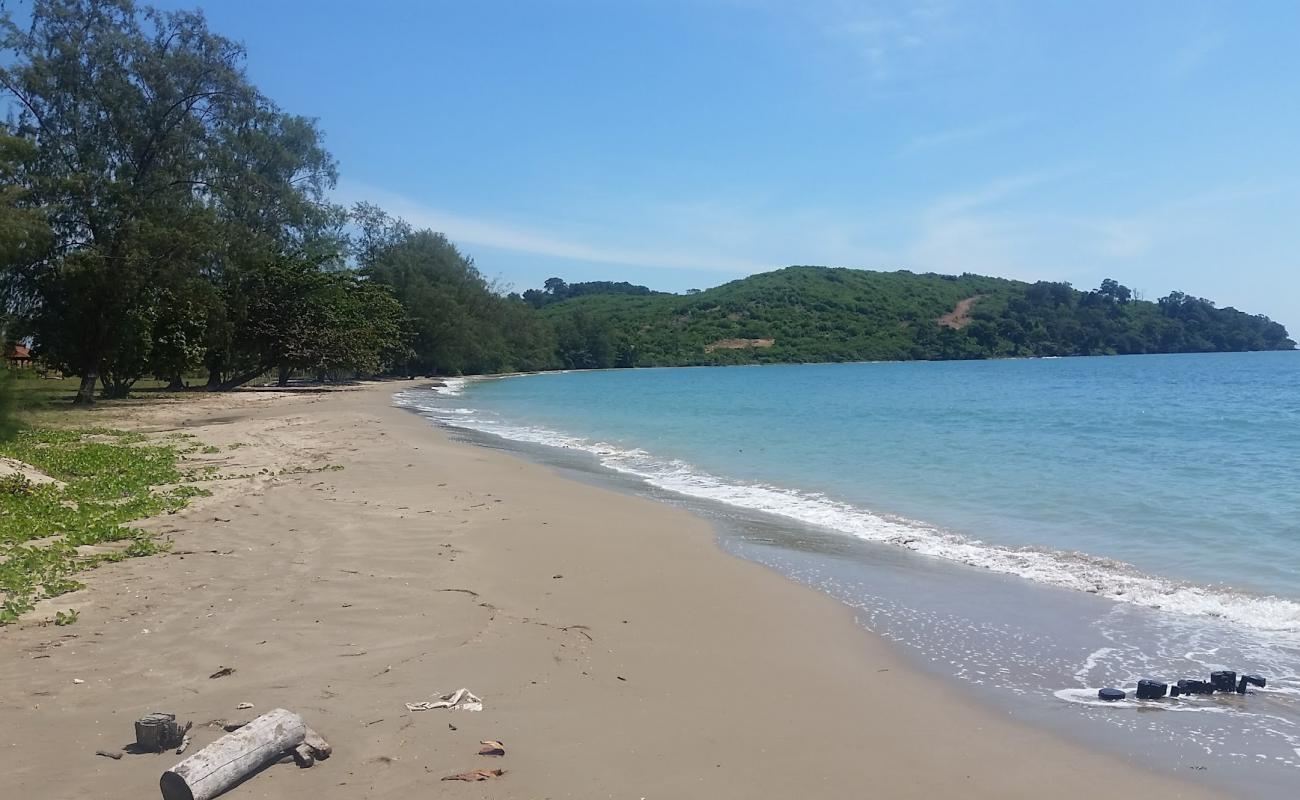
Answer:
top-left (522, 277), bottom-right (660, 309)
top-left (1096, 278), bottom-right (1133, 304)
top-left (0, 0), bottom-right (254, 402)
top-left (0, 132), bottom-right (50, 284)
top-left (357, 211), bottom-right (557, 375)
top-left (228, 258), bottom-right (406, 387)
top-left (199, 98), bottom-right (342, 388)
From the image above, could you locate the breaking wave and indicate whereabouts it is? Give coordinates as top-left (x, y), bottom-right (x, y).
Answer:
top-left (394, 386), bottom-right (1300, 638)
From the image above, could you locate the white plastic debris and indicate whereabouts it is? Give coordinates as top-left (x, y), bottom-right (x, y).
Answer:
top-left (405, 688), bottom-right (483, 712)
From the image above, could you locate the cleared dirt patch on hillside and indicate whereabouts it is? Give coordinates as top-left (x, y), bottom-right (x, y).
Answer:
top-left (704, 337), bottom-right (776, 353)
top-left (938, 295), bottom-right (982, 330)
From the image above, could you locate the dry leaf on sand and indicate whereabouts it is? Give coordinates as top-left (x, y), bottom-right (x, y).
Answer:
top-left (442, 768), bottom-right (505, 782)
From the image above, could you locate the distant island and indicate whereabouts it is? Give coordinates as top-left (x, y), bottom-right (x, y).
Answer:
top-left (520, 268), bottom-right (1296, 370)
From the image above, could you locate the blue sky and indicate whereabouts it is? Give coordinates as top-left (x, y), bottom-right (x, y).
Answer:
top-left (143, 2), bottom-right (1300, 327)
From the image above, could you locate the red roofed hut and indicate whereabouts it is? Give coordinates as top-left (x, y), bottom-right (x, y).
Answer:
top-left (5, 344), bottom-right (34, 370)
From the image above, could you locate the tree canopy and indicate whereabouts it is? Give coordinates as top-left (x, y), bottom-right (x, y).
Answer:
top-left (0, 0), bottom-right (401, 400)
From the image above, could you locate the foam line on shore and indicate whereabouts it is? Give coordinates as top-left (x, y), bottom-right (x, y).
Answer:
top-left (395, 387), bottom-right (1300, 637)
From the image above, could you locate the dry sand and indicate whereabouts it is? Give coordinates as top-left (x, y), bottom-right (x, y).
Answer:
top-left (0, 381), bottom-right (1224, 799)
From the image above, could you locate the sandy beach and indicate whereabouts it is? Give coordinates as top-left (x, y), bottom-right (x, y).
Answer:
top-left (0, 381), bottom-right (1223, 799)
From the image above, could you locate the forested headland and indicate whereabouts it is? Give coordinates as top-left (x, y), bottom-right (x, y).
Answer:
top-left (535, 268), bottom-right (1295, 368)
top-left (2, 1), bottom-right (1293, 407)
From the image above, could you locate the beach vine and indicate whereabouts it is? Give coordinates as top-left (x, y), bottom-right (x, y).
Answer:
top-left (0, 428), bottom-right (209, 624)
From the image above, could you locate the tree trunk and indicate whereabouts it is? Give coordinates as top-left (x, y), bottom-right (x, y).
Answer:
top-left (101, 378), bottom-right (135, 399)
top-left (161, 708), bottom-right (306, 800)
top-left (219, 366), bottom-right (269, 391)
top-left (206, 366), bottom-right (223, 390)
top-left (74, 372), bottom-right (98, 405)
top-left (277, 364), bottom-right (290, 387)
top-left (167, 375), bottom-right (185, 391)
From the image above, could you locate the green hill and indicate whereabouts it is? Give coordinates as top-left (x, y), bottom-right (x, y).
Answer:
top-left (537, 267), bottom-right (1295, 369)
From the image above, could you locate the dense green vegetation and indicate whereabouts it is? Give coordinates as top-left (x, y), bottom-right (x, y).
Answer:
top-left (2, 1), bottom-right (1291, 393)
top-left (0, 428), bottom-right (207, 623)
top-left (0, 0), bottom-right (418, 401)
top-left (355, 204), bottom-right (555, 375)
top-left (521, 277), bottom-right (667, 309)
top-left (536, 267), bottom-right (1295, 368)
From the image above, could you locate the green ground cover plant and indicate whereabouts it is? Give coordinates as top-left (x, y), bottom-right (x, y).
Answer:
top-left (0, 428), bottom-right (208, 623)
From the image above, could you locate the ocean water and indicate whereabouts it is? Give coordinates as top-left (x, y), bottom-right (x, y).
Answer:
top-left (395, 352), bottom-right (1300, 796)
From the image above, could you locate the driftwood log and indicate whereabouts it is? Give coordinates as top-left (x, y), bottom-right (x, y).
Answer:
top-left (160, 709), bottom-right (306, 800)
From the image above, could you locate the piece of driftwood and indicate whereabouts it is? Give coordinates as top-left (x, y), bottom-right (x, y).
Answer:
top-left (160, 708), bottom-right (306, 800)
top-left (291, 744), bottom-right (314, 768)
top-left (288, 725), bottom-right (335, 768)
top-left (442, 768), bottom-right (504, 782)
top-left (136, 713), bottom-right (187, 752)
top-left (303, 727), bottom-right (332, 759)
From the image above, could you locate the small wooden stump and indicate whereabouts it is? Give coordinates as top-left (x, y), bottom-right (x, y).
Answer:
top-left (136, 713), bottom-right (185, 752)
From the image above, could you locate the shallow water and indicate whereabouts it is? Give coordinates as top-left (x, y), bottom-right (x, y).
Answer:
top-left (395, 352), bottom-right (1300, 797)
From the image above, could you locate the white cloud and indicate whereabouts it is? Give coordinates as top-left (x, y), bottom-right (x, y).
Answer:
top-left (1162, 10), bottom-right (1224, 80)
top-left (923, 167), bottom-right (1082, 219)
top-left (335, 176), bottom-right (1299, 331)
top-left (337, 182), bottom-right (762, 274)
top-left (814, 0), bottom-right (963, 80)
top-left (903, 114), bottom-right (1030, 154)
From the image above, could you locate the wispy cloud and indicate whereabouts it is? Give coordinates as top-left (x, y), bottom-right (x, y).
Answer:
top-left (1162, 8), bottom-right (1224, 80)
top-left (923, 167), bottom-right (1083, 219)
top-left (906, 167), bottom-right (1092, 280)
top-left (815, 0), bottom-right (962, 80)
top-left (335, 182), bottom-right (762, 274)
top-left (903, 114), bottom-right (1030, 154)
top-left (336, 175), bottom-right (1298, 331)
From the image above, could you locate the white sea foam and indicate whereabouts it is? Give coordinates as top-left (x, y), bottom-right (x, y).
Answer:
top-left (392, 389), bottom-right (1300, 637)
top-left (1053, 687), bottom-right (1243, 712)
top-left (428, 377), bottom-right (469, 396)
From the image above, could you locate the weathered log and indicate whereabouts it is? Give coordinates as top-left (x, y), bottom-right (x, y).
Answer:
top-left (160, 708), bottom-right (306, 800)
top-left (136, 713), bottom-right (184, 752)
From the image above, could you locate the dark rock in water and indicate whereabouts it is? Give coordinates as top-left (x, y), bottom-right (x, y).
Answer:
top-left (1098, 687), bottom-right (1126, 701)
top-left (1136, 679), bottom-right (1168, 700)
top-left (1177, 679), bottom-right (1214, 695)
top-left (1169, 685), bottom-right (1182, 697)
top-left (1244, 674), bottom-right (1267, 688)
top-left (1237, 676), bottom-right (1249, 694)
top-left (1210, 671), bottom-right (1236, 693)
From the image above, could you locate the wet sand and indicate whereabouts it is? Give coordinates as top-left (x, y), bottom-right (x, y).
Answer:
top-left (0, 381), bottom-right (1223, 798)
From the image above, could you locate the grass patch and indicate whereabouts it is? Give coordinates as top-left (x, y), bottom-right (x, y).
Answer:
top-left (0, 427), bottom-right (209, 624)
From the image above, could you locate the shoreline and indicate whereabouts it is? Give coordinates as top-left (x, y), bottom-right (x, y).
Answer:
top-left (0, 382), bottom-right (1225, 798)
top-left (408, 377), bottom-right (1300, 797)
top-left (405, 371), bottom-right (1300, 630)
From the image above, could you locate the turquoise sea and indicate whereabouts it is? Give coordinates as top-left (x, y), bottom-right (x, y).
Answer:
top-left (397, 351), bottom-right (1300, 797)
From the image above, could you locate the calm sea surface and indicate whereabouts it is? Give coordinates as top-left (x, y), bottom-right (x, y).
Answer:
top-left (397, 352), bottom-right (1300, 797)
